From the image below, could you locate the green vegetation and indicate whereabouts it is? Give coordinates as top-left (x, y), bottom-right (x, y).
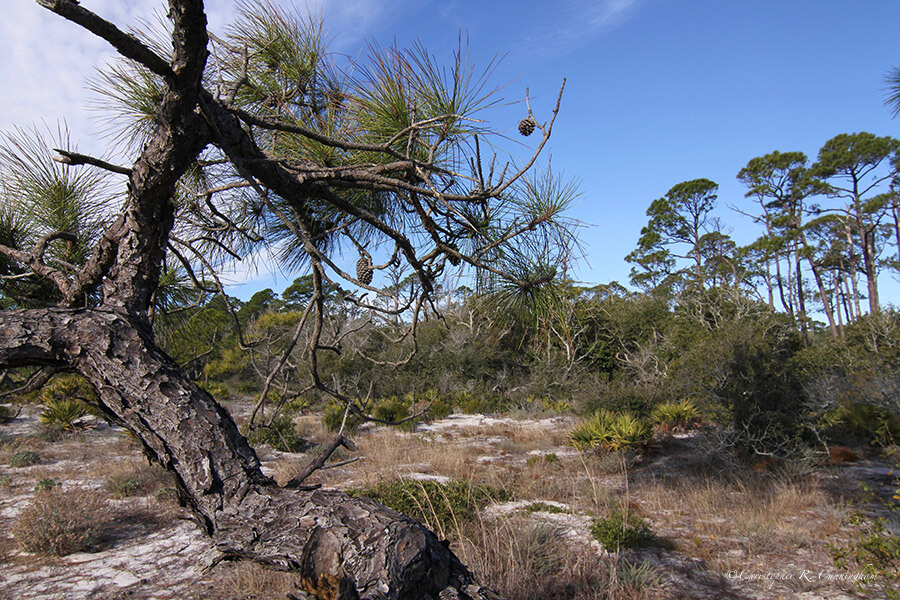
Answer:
top-left (590, 508), bottom-right (654, 551)
top-left (39, 398), bottom-right (87, 431)
top-left (569, 409), bottom-right (653, 452)
top-left (34, 477), bottom-right (60, 492)
top-left (243, 415), bottom-right (307, 453)
top-left (650, 400), bottom-right (701, 430)
top-left (9, 450), bottom-right (39, 468)
top-left (348, 479), bottom-right (511, 536)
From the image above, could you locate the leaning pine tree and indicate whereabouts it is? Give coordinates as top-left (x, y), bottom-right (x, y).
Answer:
top-left (0, 1), bottom-right (579, 599)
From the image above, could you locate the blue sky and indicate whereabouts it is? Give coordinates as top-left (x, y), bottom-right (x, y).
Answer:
top-left (2, 0), bottom-right (899, 304)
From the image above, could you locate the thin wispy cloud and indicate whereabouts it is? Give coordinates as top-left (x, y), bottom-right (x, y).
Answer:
top-left (522, 0), bottom-right (644, 57)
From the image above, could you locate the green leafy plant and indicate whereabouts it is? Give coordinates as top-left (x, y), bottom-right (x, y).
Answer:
top-left (39, 398), bottom-right (87, 431)
top-left (569, 409), bottom-right (652, 452)
top-left (650, 399), bottom-right (701, 430)
top-left (0, 474), bottom-right (13, 488)
top-left (590, 507), bottom-right (653, 551)
top-left (9, 450), bottom-right (39, 467)
top-left (0, 403), bottom-right (20, 423)
top-left (243, 415), bottom-right (307, 452)
top-left (322, 402), bottom-right (363, 432)
top-left (373, 396), bottom-right (413, 429)
top-left (34, 477), bottom-right (60, 492)
top-left (828, 402), bottom-right (900, 447)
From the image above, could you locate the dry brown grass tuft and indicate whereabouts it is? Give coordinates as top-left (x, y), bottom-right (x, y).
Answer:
top-left (458, 515), bottom-right (663, 600)
top-left (216, 561), bottom-right (303, 600)
top-left (12, 488), bottom-right (112, 556)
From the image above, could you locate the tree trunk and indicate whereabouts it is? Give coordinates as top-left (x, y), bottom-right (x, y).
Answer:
top-left (843, 216), bottom-right (863, 317)
top-left (0, 308), bottom-right (495, 600)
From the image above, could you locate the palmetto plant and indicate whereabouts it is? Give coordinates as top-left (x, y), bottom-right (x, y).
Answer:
top-left (570, 409), bottom-right (653, 452)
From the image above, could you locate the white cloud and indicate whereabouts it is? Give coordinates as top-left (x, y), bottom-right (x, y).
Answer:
top-left (521, 0), bottom-right (644, 57)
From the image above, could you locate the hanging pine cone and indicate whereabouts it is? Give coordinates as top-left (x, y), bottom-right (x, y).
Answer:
top-left (356, 254), bottom-right (373, 285)
top-left (518, 116), bottom-right (536, 137)
top-left (446, 242), bottom-right (461, 266)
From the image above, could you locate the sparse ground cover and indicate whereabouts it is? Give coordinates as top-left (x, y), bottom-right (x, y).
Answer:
top-left (0, 403), bottom-right (896, 599)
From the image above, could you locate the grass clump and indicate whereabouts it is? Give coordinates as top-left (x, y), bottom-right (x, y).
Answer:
top-left (243, 415), bottom-right (306, 452)
top-left (590, 507), bottom-right (653, 551)
top-left (104, 463), bottom-right (174, 498)
top-left (9, 450), bottom-right (40, 467)
top-left (12, 489), bottom-right (109, 556)
top-left (348, 478), bottom-right (511, 536)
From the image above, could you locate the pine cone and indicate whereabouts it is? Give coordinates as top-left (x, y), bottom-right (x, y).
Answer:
top-left (518, 117), bottom-right (536, 137)
top-left (446, 242), bottom-right (461, 266)
top-left (356, 254), bottom-right (373, 285)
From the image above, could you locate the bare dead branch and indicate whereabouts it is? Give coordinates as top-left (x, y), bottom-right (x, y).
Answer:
top-left (36, 0), bottom-right (174, 78)
top-left (52, 149), bottom-right (131, 175)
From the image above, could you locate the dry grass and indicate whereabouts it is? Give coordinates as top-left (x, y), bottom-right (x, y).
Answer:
top-left (215, 561), bottom-right (303, 600)
top-left (12, 488), bottom-right (112, 556)
top-left (458, 515), bottom-right (664, 600)
top-left (103, 460), bottom-right (175, 498)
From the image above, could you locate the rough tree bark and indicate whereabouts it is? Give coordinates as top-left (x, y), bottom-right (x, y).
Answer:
top-left (0, 308), bottom-right (493, 599)
top-left (0, 1), bottom-right (527, 598)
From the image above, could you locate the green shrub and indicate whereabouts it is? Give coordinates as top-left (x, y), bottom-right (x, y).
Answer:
top-left (650, 399), bottom-right (701, 429)
top-left (12, 489), bottom-right (109, 556)
top-left (829, 511), bottom-right (900, 599)
top-left (243, 415), bottom-right (306, 452)
top-left (424, 395), bottom-right (453, 421)
top-left (39, 373), bottom-right (97, 405)
top-left (0, 474), bottom-right (11, 487)
top-left (348, 478), bottom-right (511, 536)
top-left (9, 450), bottom-right (40, 467)
top-left (569, 409), bottom-right (652, 452)
top-left (0, 403), bottom-right (19, 423)
top-left (322, 402), bottom-right (363, 432)
top-left (590, 508), bottom-right (653, 551)
top-left (828, 402), bottom-right (900, 447)
top-left (106, 475), bottom-right (141, 498)
top-left (34, 478), bottom-right (61, 492)
top-left (154, 487), bottom-right (179, 504)
top-left (373, 396), bottom-right (413, 429)
top-left (40, 398), bottom-right (87, 431)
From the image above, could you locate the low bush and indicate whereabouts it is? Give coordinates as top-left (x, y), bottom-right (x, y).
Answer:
top-left (373, 396), bottom-right (413, 429)
top-left (9, 450), bottom-right (40, 467)
top-left (12, 489), bottom-right (109, 556)
top-left (322, 402), bottom-right (363, 433)
top-left (827, 402), bottom-right (900, 447)
top-left (243, 415), bottom-right (306, 452)
top-left (590, 507), bottom-right (653, 551)
top-left (0, 403), bottom-right (20, 423)
top-left (34, 477), bottom-right (60, 492)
